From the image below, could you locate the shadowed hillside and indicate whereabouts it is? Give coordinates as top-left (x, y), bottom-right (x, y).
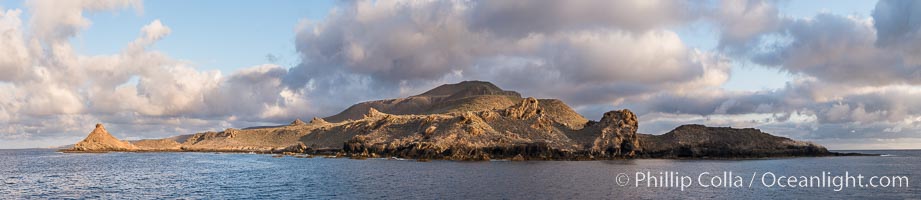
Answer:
top-left (638, 125), bottom-right (830, 158)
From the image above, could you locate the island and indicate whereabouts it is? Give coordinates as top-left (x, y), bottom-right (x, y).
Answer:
top-left (62, 81), bottom-right (864, 160)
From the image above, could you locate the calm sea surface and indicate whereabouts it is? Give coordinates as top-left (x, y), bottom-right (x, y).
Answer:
top-left (1, 149), bottom-right (918, 199)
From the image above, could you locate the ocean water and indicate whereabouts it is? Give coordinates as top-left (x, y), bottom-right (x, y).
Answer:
top-left (1, 149), bottom-right (918, 199)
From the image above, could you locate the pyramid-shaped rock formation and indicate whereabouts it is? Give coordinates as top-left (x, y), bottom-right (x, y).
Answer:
top-left (70, 124), bottom-right (137, 152)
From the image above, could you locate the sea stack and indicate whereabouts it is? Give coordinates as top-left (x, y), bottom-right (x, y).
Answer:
top-left (69, 123), bottom-right (137, 152)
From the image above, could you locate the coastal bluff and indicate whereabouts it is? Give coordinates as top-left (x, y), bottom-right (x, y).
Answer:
top-left (62, 81), bottom-right (850, 160)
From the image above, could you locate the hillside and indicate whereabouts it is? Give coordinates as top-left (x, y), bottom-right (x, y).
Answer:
top-left (323, 81), bottom-right (587, 128)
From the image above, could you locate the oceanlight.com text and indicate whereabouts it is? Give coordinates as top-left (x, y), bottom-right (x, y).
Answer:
top-left (615, 171), bottom-right (909, 191)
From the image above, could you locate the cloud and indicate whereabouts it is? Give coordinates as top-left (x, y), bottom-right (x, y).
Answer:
top-left (714, 0), bottom-right (782, 52)
top-left (288, 0), bottom-right (730, 119)
top-left (126, 19), bottom-right (170, 53)
top-left (468, 0), bottom-right (698, 37)
top-left (873, 0), bottom-right (921, 50)
top-left (714, 0), bottom-right (921, 86)
top-left (0, 1), bottom-right (311, 144)
top-left (752, 14), bottom-right (921, 85)
top-left (0, 9), bottom-right (30, 82)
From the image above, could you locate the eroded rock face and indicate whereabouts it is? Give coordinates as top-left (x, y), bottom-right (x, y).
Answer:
top-left (70, 124), bottom-right (137, 152)
top-left (504, 97), bottom-right (542, 120)
top-left (588, 109), bottom-right (639, 158)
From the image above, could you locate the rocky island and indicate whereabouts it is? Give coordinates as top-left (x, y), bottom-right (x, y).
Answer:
top-left (63, 81), bottom-right (859, 160)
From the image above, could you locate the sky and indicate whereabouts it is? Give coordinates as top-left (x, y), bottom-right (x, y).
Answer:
top-left (0, 0), bottom-right (919, 150)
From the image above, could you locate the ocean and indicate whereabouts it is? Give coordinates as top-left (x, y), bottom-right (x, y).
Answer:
top-left (1, 149), bottom-right (918, 199)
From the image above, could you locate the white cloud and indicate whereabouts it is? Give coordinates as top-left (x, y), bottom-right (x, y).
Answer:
top-left (714, 0), bottom-right (782, 51)
top-left (0, 9), bottom-right (30, 82)
top-left (289, 0), bottom-right (731, 118)
top-left (0, 1), bottom-right (312, 145)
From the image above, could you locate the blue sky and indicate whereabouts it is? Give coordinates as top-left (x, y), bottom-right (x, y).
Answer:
top-left (2, 0), bottom-right (920, 150)
top-left (0, 0), bottom-right (335, 72)
top-left (75, 0), bottom-right (335, 71)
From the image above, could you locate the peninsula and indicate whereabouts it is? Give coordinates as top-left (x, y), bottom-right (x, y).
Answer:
top-left (63, 81), bottom-right (855, 160)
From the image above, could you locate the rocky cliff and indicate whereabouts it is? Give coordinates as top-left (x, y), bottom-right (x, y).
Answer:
top-left (66, 124), bottom-right (137, 152)
top-left (63, 81), bottom-right (844, 160)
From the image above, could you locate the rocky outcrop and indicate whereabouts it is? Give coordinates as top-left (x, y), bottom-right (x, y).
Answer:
top-left (290, 119), bottom-right (307, 126)
top-left (503, 97), bottom-right (542, 119)
top-left (67, 124), bottom-right (137, 152)
top-left (309, 117), bottom-right (328, 124)
top-left (364, 108), bottom-right (387, 118)
top-left (587, 110), bottom-right (640, 158)
top-left (276, 142), bottom-right (309, 153)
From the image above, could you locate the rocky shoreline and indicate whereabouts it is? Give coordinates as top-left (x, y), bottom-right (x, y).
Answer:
top-left (61, 81), bottom-right (875, 160)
